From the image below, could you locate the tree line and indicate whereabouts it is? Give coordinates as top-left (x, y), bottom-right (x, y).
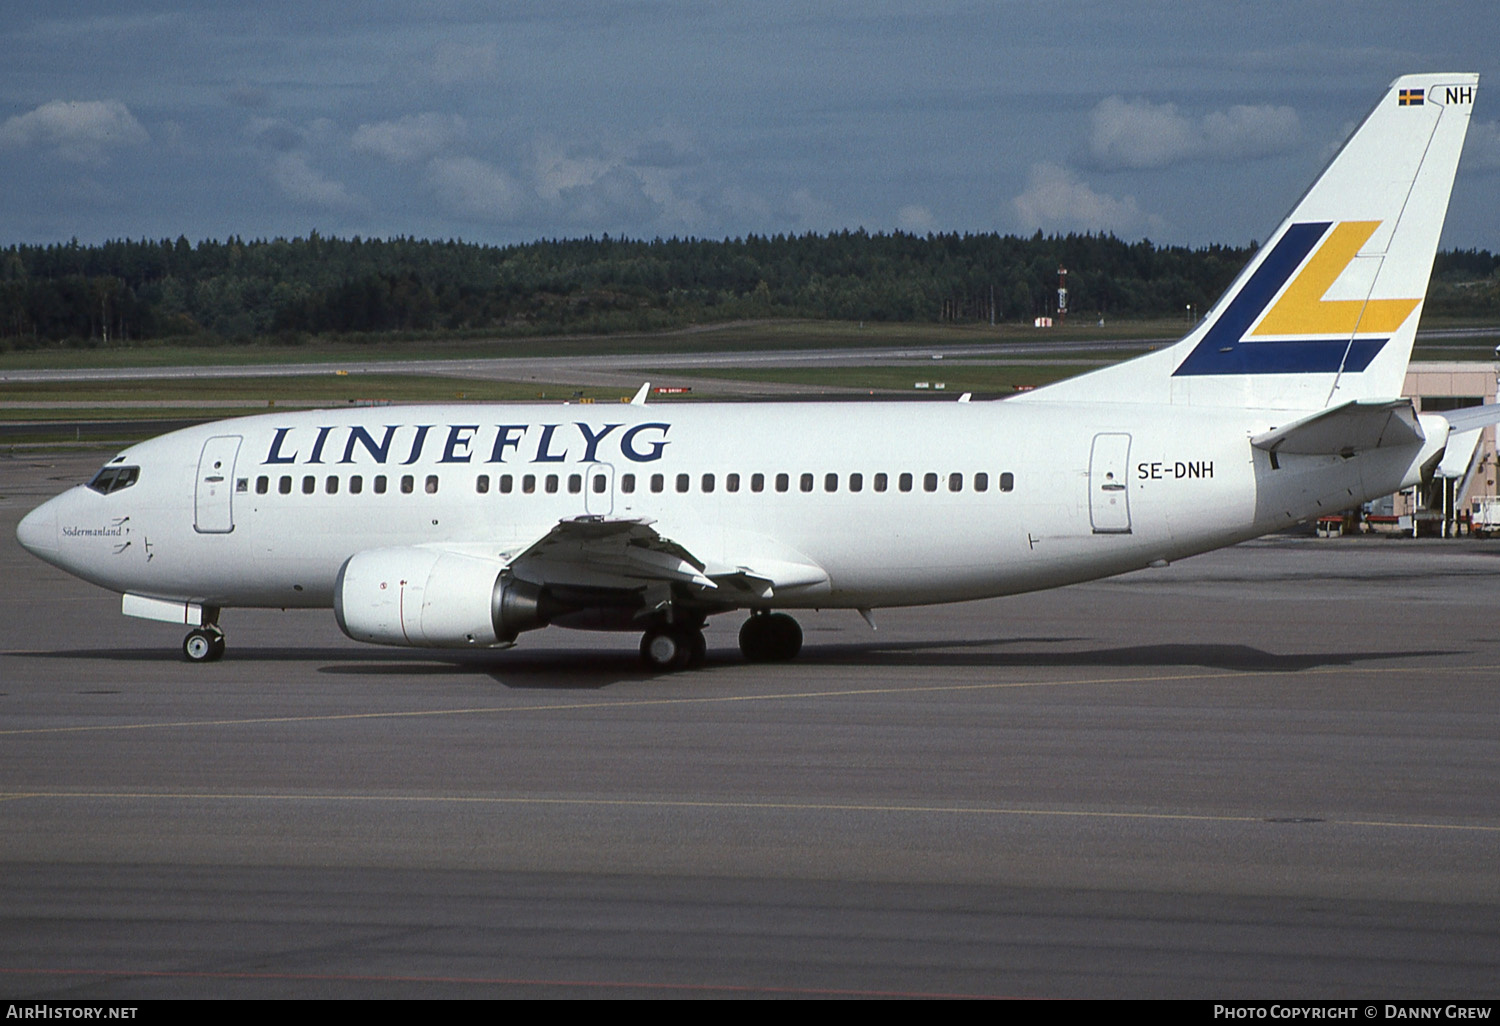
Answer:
top-left (1, 232), bottom-right (1495, 349)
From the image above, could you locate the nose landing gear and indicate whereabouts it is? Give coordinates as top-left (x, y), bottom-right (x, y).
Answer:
top-left (183, 624), bottom-right (225, 663)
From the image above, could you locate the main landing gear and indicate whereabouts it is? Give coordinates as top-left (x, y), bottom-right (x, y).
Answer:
top-left (182, 620), bottom-right (225, 663)
top-left (737, 611), bottom-right (802, 663)
top-left (637, 611), bottom-right (803, 671)
top-left (640, 622), bottom-right (707, 672)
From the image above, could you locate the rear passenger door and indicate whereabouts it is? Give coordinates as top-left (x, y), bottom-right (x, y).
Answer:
top-left (1088, 433), bottom-right (1132, 534)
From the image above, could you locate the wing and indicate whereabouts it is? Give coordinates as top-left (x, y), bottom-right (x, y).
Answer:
top-left (504, 515), bottom-right (828, 604)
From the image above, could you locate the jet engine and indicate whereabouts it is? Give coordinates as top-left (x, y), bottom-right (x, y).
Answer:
top-left (334, 547), bottom-right (549, 647)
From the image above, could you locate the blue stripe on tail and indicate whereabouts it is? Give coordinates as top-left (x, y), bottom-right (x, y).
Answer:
top-left (1171, 222), bottom-right (1387, 376)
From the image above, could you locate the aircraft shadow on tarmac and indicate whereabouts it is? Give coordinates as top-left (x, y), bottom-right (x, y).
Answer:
top-left (343, 637), bottom-right (1458, 685)
top-left (12, 636), bottom-right (1460, 686)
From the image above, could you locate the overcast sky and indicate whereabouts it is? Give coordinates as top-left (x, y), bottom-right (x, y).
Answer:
top-left (2, 1), bottom-right (1497, 251)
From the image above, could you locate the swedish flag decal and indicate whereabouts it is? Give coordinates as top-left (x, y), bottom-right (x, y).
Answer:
top-left (1399, 88), bottom-right (1424, 106)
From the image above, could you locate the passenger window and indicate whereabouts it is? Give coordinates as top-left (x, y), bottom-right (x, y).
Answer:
top-left (374, 475), bottom-right (387, 494)
top-left (523, 474), bottom-right (536, 494)
top-left (279, 476), bottom-right (292, 495)
top-left (350, 475), bottom-right (363, 494)
top-left (948, 472), bottom-right (962, 493)
top-left (326, 475), bottom-right (339, 494)
top-left (568, 474), bottom-right (582, 494)
top-left (256, 476), bottom-right (269, 495)
top-left (974, 472), bottom-right (988, 492)
top-left (874, 473), bottom-right (888, 493)
top-left (1000, 472), bottom-right (1014, 492)
top-left (303, 475), bottom-right (316, 495)
top-left (899, 473), bottom-right (913, 493)
top-left (751, 473), bottom-right (765, 493)
top-left (775, 473), bottom-right (789, 493)
top-left (400, 475), bottom-right (414, 494)
top-left (800, 473), bottom-right (813, 493)
top-left (545, 474), bottom-right (558, 494)
top-left (476, 475), bottom-right (490, 494)
top-left (849, 473), bottom-right (862, 493)
top-left (499, 474), bottom-right (513, 494)
top-left (621, 473), bottom-right (635, 494)
top-left (824, 473), bottom-right (837, 493)
top-left (702, 473), bottom-right (715, 493)
top-left (676, 473), bottom-right (689, 493)
top-left (426, 475), bottom-right (439, 494)
top-left (727, 473), bottom-right (740, 493)
top-left (924, 473), bottom-right (938, 493)
top-left (592, 474), bottom-right (607, 494)
top-left (651, 473), bottom-right (664, 493)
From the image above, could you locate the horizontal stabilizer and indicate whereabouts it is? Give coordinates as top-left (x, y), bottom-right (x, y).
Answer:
top-left (1250, 399), bottom-right (1424, 456)
top-left (1434, 402), bottom-right (1500, 433)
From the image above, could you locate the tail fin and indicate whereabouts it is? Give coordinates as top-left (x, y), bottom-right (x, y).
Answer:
top-left (1021, 73), bottom-right (1478, 412)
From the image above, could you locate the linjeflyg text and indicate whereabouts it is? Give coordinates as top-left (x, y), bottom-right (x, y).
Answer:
top-left (262, 422), bottom-right (671, 466)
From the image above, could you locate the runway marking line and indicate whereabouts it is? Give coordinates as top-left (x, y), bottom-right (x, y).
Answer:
top-left (2, 788), bottom-right (1496, 835)
top-left (0, 661), bottom-right (1446, 738)
top-left (5, 664), bottom-right (1494, 835)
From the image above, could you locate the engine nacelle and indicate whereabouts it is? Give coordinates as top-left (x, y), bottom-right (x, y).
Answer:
top-left (334, 547), bottom-right (548, 648)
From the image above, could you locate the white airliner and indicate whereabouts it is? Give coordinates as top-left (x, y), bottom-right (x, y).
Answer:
top-left (15, 74), bottom-right (1488, 670)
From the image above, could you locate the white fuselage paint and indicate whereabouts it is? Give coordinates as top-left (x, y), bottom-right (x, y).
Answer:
top-left (21, 400), bottom-right (1421, 617)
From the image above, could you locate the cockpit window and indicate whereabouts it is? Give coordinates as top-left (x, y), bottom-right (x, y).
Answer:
top-left (87, 465), bottom-right (140, 494)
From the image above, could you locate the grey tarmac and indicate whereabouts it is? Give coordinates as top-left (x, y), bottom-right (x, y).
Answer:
top-left (2, 451), bottom-right (1498, 998)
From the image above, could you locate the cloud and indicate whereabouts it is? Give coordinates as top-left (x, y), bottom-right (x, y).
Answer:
top-left (558, 165), bottom-right (658, 226)
top-left (246, 117), bottom-right (305, 154)
top-left (266, 153), bottom-right (359, 209)
top-left (897, 204), bottom-right (936, 233)
top-left (352, 113), bottom-right (466, 164)
top-left (0, 99), bottom-right (147, 163)
top-left (528, 137), bottom-right (706, 231)
top-left (1012, 162), bottom-right (1160, 236)
top-left (530, 138), bottom-right (612, 203)
top-left (426, 155), bottom-right (526, 222)
top-left (783, 187), bottom-right (836, 231)
top-left (1201, 104), bottom-right (1303, 160)
top-left (430, 41), bottom-right (500, 86)
top-left (1088, 96), bottom-right (1300, 170)
top-left (227, 84), bottom-right (271, 109)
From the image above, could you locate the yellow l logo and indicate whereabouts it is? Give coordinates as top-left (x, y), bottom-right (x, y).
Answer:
top-left (1251, 221), bottom-right (1419, 337)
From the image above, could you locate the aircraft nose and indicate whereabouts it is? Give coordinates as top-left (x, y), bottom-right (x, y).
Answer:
top-left (16, 498), bottom-right (59, 557)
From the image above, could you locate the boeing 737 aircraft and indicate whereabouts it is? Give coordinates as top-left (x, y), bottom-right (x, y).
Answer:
top-left (15, 74), bottom-right (1487, 670)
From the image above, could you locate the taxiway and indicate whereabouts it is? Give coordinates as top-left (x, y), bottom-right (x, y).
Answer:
top-left (3, 450), bottom-right (1498, 998)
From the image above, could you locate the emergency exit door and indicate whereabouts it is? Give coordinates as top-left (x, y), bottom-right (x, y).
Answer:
top-left (585, 462), bottom-right (615, 516)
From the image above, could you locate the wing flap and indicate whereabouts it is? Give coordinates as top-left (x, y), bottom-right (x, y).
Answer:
top-left (509, 516), bottom-right (827, 599)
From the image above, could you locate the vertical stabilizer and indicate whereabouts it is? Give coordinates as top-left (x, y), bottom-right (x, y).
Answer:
top-left (1019, 74), bottom-right (1477, 412)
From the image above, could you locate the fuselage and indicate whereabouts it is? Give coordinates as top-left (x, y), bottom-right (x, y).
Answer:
top-left (16, 398), bottom-right (1423, 616)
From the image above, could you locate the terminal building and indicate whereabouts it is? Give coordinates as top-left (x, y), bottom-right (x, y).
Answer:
top-left (1385, 361), bottom-right (1500, 536)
